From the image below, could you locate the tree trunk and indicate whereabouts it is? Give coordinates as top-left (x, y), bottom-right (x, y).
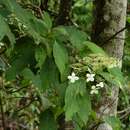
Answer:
top-left (91, 0), bottom-right (127, 129)
top-left (57, 0), bottom-right (74, 129)
top-left (40, 0), bottom-right (49, 11)
top-left (56, 0), bottom-right (72, 25)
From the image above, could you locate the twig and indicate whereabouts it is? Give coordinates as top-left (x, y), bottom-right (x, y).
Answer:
top-left (0, 78), bottom-right (6, 130)
top-left (101, 26), bottom-right (127, 46)
top-left (117, 106), bottom-right (130, 114)
top-left (16, 98), bottom-right (36, 112)
top-left (119, 110), bottom-right (130, 120)
top-left (9, 86), bottom-right (27, 93)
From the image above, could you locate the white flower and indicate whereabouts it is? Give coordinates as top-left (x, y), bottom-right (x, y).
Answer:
top-left (96, 82), bottom-right (104, 88)
top-left (90, 85), bottom-right (98, 95)
top-left (86, 73), bottom-right (95, 82)
top-left (68, 72), bottom-right (79, 83)
top-left (0, 42), bottom-right (4, 47)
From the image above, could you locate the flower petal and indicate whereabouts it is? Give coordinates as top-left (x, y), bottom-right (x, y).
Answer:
top-left (92, 85), bottom-right (96, 89)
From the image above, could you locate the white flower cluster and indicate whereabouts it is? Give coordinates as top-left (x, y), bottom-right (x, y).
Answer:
top-left (90, 82), bottom-right (104, 95)
top-left (68, 72), bottom-right (104, 95)
top-left (68, 72), bottom-right (79, 83)
top-left (86, 73), bottom-right (104, 94)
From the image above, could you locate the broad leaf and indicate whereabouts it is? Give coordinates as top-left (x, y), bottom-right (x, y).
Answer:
top-left (40, 58), bottom-right (60, 91)
top-left (39, 110), bottom-right (57, 130)
top-left (53, 41), bottom-right (68, 77)
top-left (5, 38), bottom-right (35, 80)
top-left (42, 12), bottom-right (52, 30)
top-left (65, 26), bottom-right (88, 50)
top-left (84, 41), bottom-right (106, 55)
top-left (108, 67), bottom-right (125, 85)
top-left (21, 68), bottom-right (42, 88)
top-left (64, 80), bottom-right (91, 125)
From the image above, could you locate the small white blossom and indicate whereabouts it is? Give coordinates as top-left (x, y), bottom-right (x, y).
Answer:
top-left (90, 85), bottom-right (98, 94)
top-left (0, 42), bottom-right (4, 47)
top-left (68, 72), bottom-right (79, 83)
top-left (96, 82), bottom-right (104, 88)
top-left (86, 73), bottom-right (95, 82)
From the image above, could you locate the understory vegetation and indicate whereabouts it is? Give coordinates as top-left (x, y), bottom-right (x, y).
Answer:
top-left (0, 0), bottom-right (130, 130)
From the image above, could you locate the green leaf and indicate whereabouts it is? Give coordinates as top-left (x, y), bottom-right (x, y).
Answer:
top-left (39, 110), bottom-right (57, 130)
top-left (64, 80), bottom-right (91, 125)
top-left (65, 26), bottom-right (88, 50)
top-left (108, 67), bottom-right (125, 86)
top-left (40, 58), bottom-right (60, 91)
top-left (35, 47), bottom-right (47, 69)
top-left (1, 0), bottom-right (48, 44)
top-left (98, 72), bottom-right (120, 87)
top-left (5, 38), bottom-right (35, 80)
top-left (21, 68), bottom-right (42, 88)
top-left (84, 41), bottom-right (107, 55)
top-left (53, 41), bottom-right (68, 76)
top-left (104, 116), bottom-right (121, 130)
top-left (40, 96), bottom-right (54, 110)
top-left (22, 68), bottom-right (35, 80)
top-left (42, 12), bottom-right (52, 30)
top-left (0, 14), bottom-right (15, 46)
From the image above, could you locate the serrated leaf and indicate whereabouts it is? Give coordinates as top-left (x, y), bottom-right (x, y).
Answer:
top-left (65, 26), bottom-right (88, 50)
top-left (84, 41), bottom-right (107, 55)
top-left (35, 47), bottom-right (47, 69)
top-left (53, 41), bottom-right (68, 76)
top-left (98, 72), bottom-right (119, 86)
top-left (39, 110), bottom-right (57, 130)
top-left (64, 80), bottom-right (91, 125)
top-left (42, 12), bottom-right (52, 30)
top-left (108, 67), bottom-right (125, 85)
top-left (1, 0), bottom-right (48, 45)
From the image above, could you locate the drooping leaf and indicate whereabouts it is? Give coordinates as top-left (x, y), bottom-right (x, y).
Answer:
top-left (53, 41), bottom-right (68, 77)
top-left (84, 41), bottom-right (107, 55)
top-left (98, 71), bottom-right (120, 87)
top-left (64, 80), bottom-right (91, 125)
top-left (42, 12), bottom-right (52, 30)
top-left (108, 67), bottom-right (125, 85)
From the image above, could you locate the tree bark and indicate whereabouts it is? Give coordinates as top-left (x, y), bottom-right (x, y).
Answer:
top-left (57, 0), bottom-right (74, 129)
top-left (40, 0), bottom-right (49, 11)
top-left (56, 0), bottom-right (72, 25)
top-left (91, 0), bottom-right (127, 129)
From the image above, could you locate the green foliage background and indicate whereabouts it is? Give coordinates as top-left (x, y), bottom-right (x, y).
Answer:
top-left (0, 0), bottom-right (130, 130)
